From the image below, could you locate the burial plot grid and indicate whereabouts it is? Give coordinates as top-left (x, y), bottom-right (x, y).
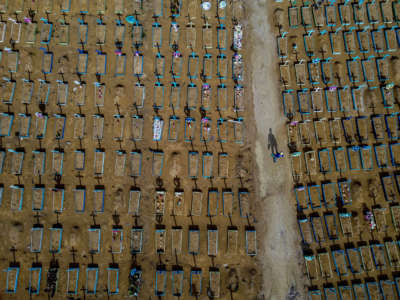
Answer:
top-left (0, 0), bottom-right (260, 298)
top-left (273, 0), bottom-right (400, 297)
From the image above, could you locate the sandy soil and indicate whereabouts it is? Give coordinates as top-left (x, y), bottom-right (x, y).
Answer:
top-left (246, 0), bottom-right (305, 299)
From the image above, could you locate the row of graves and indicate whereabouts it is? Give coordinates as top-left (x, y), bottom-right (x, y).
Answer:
top-left (0, 0), bottom-right (256, 298)
top-left (274, 0), bottom-right (400, 299)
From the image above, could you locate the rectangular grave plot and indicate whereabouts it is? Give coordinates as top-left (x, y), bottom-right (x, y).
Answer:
top-left (234, 85), bottom-right (244, 112)
top-left (168, 116), bottom-right (179, 141)
top-left (127, 188), bottom-right (141, 215)
top-left (115, 54), bottom-right (126, 76)
top-left (52, 149), bottom-right (64, 175)
top-left (218, 152), bottom-right (229, 178)
top-left (347, 146), bottom-right (361, 170)
top-left (318, 252), bottom-right (332, 279)
top-left (153, 82), bottom-right (164, 108)
top-left (308, 185), bottom-right (322, 209)
top-left (339, 212), bottom-right (353, 237)
top-left (385, 241), bottom-right (400, 267)
top-left (155, 228), bottom-right (166, 254)
top-left (233, 118), bottom-right (244, 144)
top-left (32, 186), bottom-right (45, 211)
top-left (189, 227), bottom-right (200, 255)
top-left (295, 185), bottom-right (308, 211)
top-left (92, 115), bottom-right (104, 140)
top-left (375, 144), bottom-right (389, 168)
top-left (94, 149), bottom-right (105, 176)
top-left (208, 228), bottom-right (218, 256)
top-left (0, 21), bottom-right (6, 42)
top-left (30, 226), bottom-right (43, 253)
top-left (93, 188), bottom-right (105, 213)
top-left (289, 6), bottom-right (299, 27)
top-left (325, 88), bottom-right (339, 112)
top-left (345, 248), bottom-right (363, 274)
top-left (287, 122), bottom-right (299, 147)
top-left (217, 118), bottom-right (228, 143)
top-left (107, 267), bottom-right (119, 295)
top-left (191, 190), bottom-right (202, 216)
top-left (37, 80), bottom-right (51, 105)
top-left (94, 83), bottom-right (105, 107)
top-left (169, 22), bottom-right (179, 46)
top-left (0, 112), bottom-right (13, 136)
top-left (318, 149), bottom-right (331, 174)
top-left (329, 118), bottom-right (342, 144)
top-left (111, 228), bottom-right (123, 253)
top-left (246, 228), bottom-right (257, 256)
top-left (54, 114), bottom-right (66, 140)
top-left (55, 81), bottom-right (68, 105)
top-left (217, 25), bottom-right (227, 50)
top-left (344, 30), bottom-right (357, 54)
top-left (371, 243), bottom-right (387, 270)
top-left (207, 189), bottom-right (219, 217)
top-left (132, 23), bottom-right (143, 46)
top-left (28, 266), bottom-right (42, 295)
top-left (33, 150), bottom-right (45, 175)
top-left (154, 54), bottom-right (165, 78)
top-left (129, 151), bottom-right (141, 177)
top-left (299, 121), bottom-right (312, 145)
top-left (73, 187), bottom-right (86, 213)
top-left (88, 228), bottom-right (101, 254)
top-left (131, 227), bottom-right (143, 254)
top-left (201, 84), bottom-right (212, 110)
top-left (377, 57), bottom-right (390, 81)
top-left (49, 226), bottom-right (63, 253)
top-left (380, 280), bottom-right (396, 299)
top-left (381, 175), bottom-right (396, 202)
top-left (382, 86), bottom-right (395, 109)
top-left (360, 246), bottom-right (374, 272)
top-left (385, 28), bottom-right (397, 51)
top-left (114, 24), bottom-right (125, 46)
top-left (338, 86), bottom-right (352, 112)
top-left (7, 51), bottom-right (19, 73)
top-left (52, 187), bottom-right (64, 213)
top-left (314, 119), bottom-right (328, 145)
top-left (76, 52), bottom-right (88, 75)
top-left (372, 208), bottom-right (388, 233)
top-left (304, 255), bottom-right (318, 281)
top-left (360, 146), bottom-right (373, 170)
top-left (372, 115), bottom-right (385, 140)
top-left (390, 143), bottom-right (400, 166)
top-left (114, 151), bottom-right (126, 177)
top-left (113, 115), bottom-right (125, 140)
top-left (311, 214), bottom-right (325, 243)
top-left (305, 151), bottom-right (317, 176)
top-left (173, 191), bottom-right (185, 216)
top-left (169, 83), bottom-right (180, 109)
top-left (391, 205), bottom-right (400, 231)
top-left (74, 150), bottom-right (85, 171)
top-left (186, 24), bottom-right (196, 48)
top-left (96, 24), bottom-right (106, 45)
top-left (71, 82), bottom-right (86, 106)
top-left (66, 266), bottom-right (79, 295)
top-left (172, 227), bottom-right (182, 255)
top-left (95, 52), bottom-right (107, 75)
top-left (24, 22), bottom-right (37, 44)
top-left (190, 269), bottom-right (202, 296)
top-left (133, 53), bottom-right (143, 76)
top-left (279, 62), bottom-right (290, 86)
top-left (152, 23), bottom-right (163, 47)
top-left (332, 250), bottom-right (348, 277)
top-left (352, 283), bottom-right (367, 299)
top-left (290, 153), bottom-right (303, 182)
top-left (385, 114), bottom-right (400, 140)
top-left (132, 83), bottom-right (145, 108)
top-left (40, 23), bottom-right (52, 44)
top-left (202, 25), bottom-right (212, 49)
top-left (202, 152), bottom-right (213, 178)
top-left (355, 116), bottom-right (369, 142)
top-left (130, 115), bottom-right (143, 141)
top-left (9, 150), bottom-right (24, 175)
top-left (154, 190), bottom-right (166, 215)
top-left (200, 117), bottom-right (212, 142)
top-left (152, 151), bottom-right (164, 176)
top-left (294, 62), bottom-right (307, 85)
top-left (86, 266), bottom-right (99, 294)
top-left (20, 79), bottom-right (34, 104)
top-left (311, 88), bottom-right (323, 112)
top-left (73, 114), bottom-right (85, 139)
top-left (227, 227), bottom-right (238, 254)
top-left (329, 32), bottom-right (342, 55)
top-left (1, 79), bottom-right (16, 104)
top-left (172, 268), bottom-right (184, 296)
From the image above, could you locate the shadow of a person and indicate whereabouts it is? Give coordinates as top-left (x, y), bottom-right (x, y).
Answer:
top-left (267, 128), bottom-right (279, 154)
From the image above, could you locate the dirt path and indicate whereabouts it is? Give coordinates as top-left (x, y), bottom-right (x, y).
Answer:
top-left (246, 0), bottom-right (306, 299)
